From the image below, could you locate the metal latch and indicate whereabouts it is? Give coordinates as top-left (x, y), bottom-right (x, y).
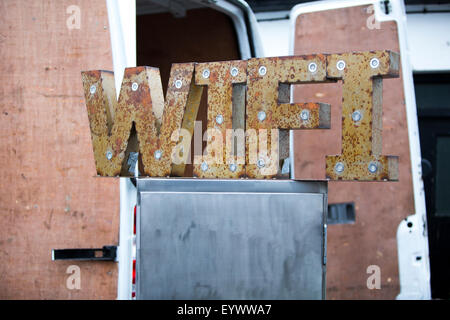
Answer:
top-left (328, 202), bottom-right (356, 225)
top-left (52, 245), bottom-right (117, 261)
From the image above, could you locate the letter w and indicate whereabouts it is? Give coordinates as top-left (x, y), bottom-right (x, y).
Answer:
top-left (81, 64), bottom-right (199, 176)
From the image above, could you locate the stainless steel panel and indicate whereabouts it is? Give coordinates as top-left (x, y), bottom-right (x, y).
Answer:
top-left (137, 179), bottom-right (327, 299)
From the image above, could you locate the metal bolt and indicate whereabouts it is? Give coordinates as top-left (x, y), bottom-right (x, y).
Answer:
top-left (370, 58), bottom-right (380, 69)
top-left (131, 82), bottom-right (139, 91)
top-left (174, 79), bottom-right (182, 89)
top-left (257, 111), bottom-right (266, 122)
top-left (334, 162), bottom-right (344, 174)
top-left (229, 163), bottom-right (237, 172)
top-left (215, 114), bottom-right (224, 125)
top-left (308, 62), bottom-right (317, 73)
top-left (89, 85), bottom-right (96, 95)
top-left (230, 67), bottom-right (239, 77)
top-left (300, 109), bottom-right (310, 121)
top-left (336, 60), bottom-right (346, 71)
top-left (257, 158), bottom-right (265, 168)
top-left (352, 110), bottom-right (362, 122)
top-left (368, 162), bottom-right (378, 173)
top-left (106, 151), bottom-right (113, 160)
top-left (201, 161), bottom-right (208, 172)
top-left (154, 150), bottom-right (162, 160)
top-left (202, 69), bottom-right (210, 79)
top-left (258, 66), bottom-right (267, 76)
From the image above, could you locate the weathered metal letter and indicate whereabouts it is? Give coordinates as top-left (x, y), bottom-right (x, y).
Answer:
top-left (193, 60), bottom-right (247, 178)
top-left (325, 50), bottom-right (399, 180)
top-left (81, 64), bottom-right (199, 176)
top-left (246, 55), bottom-right (331, 179)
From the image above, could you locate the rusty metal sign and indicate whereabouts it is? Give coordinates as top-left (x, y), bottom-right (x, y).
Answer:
top-left (81, 50), bottom-right (399, 181)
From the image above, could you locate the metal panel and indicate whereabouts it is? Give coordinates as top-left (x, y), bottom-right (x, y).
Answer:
top-left (136, 179), bottom-right (327, 299)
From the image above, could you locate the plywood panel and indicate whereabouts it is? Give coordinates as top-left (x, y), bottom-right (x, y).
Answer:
top-left (0, 0), bottom-right (118, 299)
top-left (293, 5), bottom-right (414, 299)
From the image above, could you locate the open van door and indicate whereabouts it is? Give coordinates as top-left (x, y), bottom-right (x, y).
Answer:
top-left (289, 0), bottom-right (430, 299)
top-left (108, 0), bottom-right (264, 300)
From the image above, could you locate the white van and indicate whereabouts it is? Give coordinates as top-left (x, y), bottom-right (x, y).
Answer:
top-left (105, 0), bottom-right (450, 300)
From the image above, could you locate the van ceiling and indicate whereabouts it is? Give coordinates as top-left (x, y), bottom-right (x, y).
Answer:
top-left (245, 0), bottom-right (450, 12)
top-left (137, 0), bottom-right (203, 17)
top-left (137, 0), bottom-right (450, 17)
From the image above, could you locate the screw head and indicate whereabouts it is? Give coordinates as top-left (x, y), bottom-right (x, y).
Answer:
top-left (300, 109), bottom-right (310, 121)
top-left (370, 58), bottom-right (380, 69)
top-left (368, 162), bottom-right (378, 173)
top-left (215, 114), bottom-right (224, 125)
top-left (202, 69), bottom-right (210, 79)
top-left (258, 66), bottom-right (267, 76)
top-left (230, 67), bottom-right (239, 77)
top-left (154, 150), bottom-right (162, 160)
top-left (131, 82), bottom-right (139, 91)
top-left (257, 111), bottom-right (266, 122)
top-left (201, 161), bottom-right (208, 172)
top-left (89, 85), bottom-right (96, 95)
top-left (334, 162), bottom-right (344, 174)
top-left (352, 110), bottom-right (362, 122)
top-left (174, 79), bottom-right (182, 89)
top-left (257, 158), bottom-right (265, 168)
top-left (336, 60), bottom-right (346, 71)
top-left (229, 163), bottom-right (237, 172)
top-left (106, 151), bottom-right (113, 160)
top-left (308, 62), bottom-right (317, 73)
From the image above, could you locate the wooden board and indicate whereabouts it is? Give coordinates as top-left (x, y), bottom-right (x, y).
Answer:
top-left (293, 5), bottom-right (415, 299)
top-left (0, 0), bottom-right (118, 299)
